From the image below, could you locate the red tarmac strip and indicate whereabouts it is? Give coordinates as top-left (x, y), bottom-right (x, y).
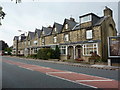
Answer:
top-left (3, 59), bottom-right (120, 89)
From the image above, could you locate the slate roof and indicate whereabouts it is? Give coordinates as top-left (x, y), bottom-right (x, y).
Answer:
top-left (42, 26), bottom-right (52, 36)
top-left (28, 31), bottom-right (35, 40)
top-left (64, 18), bottom-right (78, 30)
top-left (53, 22), bottom-right (63, 33)
top-left (72, 23), bottom-right (80, 30)
top-left (20, 35), bottom-right (26, 41)
top-left (35, 28), bottom-right (42, 38)
top-left (13, 36), bottom-right (19, 41)
top-left (93, 16), bottom-right (108, 26)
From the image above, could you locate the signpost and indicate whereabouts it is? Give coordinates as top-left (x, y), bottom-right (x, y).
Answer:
top-left (108, 36), bottom-right (120, 66)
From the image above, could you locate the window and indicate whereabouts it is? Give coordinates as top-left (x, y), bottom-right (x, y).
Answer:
top-left (24, 42), bottom-right (26, 45)
top-left (80, 15), bottom-right (91, 23)
top-left (65, 24), bottom-right (68, 29)
top-left (42, 38), bottom-right (45, 45)
top-left (86, 30), bottom-right (93, 39)
top-left (34, 40), bottom-right (38, 45)
top-left (64, 34), bottom-right (69, 41)
top-left (54, 27), bottom-right (57, 32)
top-left (83, 43), bottom-right (98, 56)
top-left (34, 48), bottom-right (38, 53)
top-left (28, 41), bottom-right (30, 46)
top-left (53, 36), bottom-right (57, 43)
top-left (60, 46), bottom-right (66, 55)
top-left (42, 31), bottom-right (44, 35)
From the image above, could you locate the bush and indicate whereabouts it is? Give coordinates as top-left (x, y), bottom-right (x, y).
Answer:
top-left (37, 48), bottom-right (55, 60)
top-left (27, 54), bottom-right (37, 59)
top-left (89, 52), bottom-right (102, 63)
top-left (54, 45), bottom-right (60, 59)
top-left (36, 46), bottom-right (60, 60)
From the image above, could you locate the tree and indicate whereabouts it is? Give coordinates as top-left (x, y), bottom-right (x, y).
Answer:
top-left (54, 45), bottom-right (60, 59)
top-left (0, 40), bottom-right (8, 50)
top-left (11, 0), bottom-right (21, 4)
top-left (4, 47), bottom-right (12, 55)
top-left (0, 6), bottom-right (5, 25)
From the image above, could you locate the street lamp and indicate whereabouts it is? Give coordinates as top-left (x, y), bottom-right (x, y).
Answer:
top-left (18, 30), bottom-right (28, 36)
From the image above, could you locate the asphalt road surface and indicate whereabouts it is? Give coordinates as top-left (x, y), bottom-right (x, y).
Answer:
top-left (2, 56), bottom-right (120, 89)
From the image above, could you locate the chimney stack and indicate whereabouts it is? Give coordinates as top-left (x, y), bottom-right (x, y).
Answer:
top-left (104, 6), bottom-right (113, 17)
top-left (70, 17), bottom-right (75, 22)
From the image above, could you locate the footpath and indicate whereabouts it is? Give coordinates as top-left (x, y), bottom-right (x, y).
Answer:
top-left (3, 56), bottom-right (120, 71)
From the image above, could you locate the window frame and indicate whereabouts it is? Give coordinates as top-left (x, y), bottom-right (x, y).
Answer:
top-left (64, 34), bottom-right (69, 42)
top-left (86, 30), bottom-right (93, 39)
top-left (53, 36), bottom-right (57, 43)
top-left (80, 15), bottom-right (92, 23)
top-left (65, 24), bottom-right (68, 29)
top-left (60, 46), bottom-right (66, 55)
top-left (83, 43), bottom-right (98, 56)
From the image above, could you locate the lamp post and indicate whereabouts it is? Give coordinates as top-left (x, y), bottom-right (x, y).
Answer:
top-left (18, 30), bottom-right (28, 36)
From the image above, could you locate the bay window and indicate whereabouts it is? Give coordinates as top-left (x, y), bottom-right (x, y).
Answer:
top-left (60, 46), bottom-right (66, 55)
top-left (83, 43), bottom-right (98, 56)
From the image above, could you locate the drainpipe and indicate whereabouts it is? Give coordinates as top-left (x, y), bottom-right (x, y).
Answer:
top-left (73, 46), bottom-right (76, 59)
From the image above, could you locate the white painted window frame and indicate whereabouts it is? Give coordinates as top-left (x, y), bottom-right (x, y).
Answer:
top-left (53, 36), bottom-right (57, 43)
top-left (86, 30), bottom-right (93, 39)
top-left (80, 15), bottom-right (92, 23)
top-left (60, 46), bottom-right (66, 55)
top-left (83, 43), bottom-right (98, 56)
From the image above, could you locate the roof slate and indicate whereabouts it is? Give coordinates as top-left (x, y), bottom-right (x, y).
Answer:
top-left (42, 27), bottom-right (52, 36)
top-left (28, 31), bottom-right (35, 40)
top-left (65, 19), bottom-right (78, 30)
top-left (13, 36), bottom-right (19, 41)
top-left (53, 22), bottom-right (63, 33)
top-left (35, 29), bottom-right (42, 38)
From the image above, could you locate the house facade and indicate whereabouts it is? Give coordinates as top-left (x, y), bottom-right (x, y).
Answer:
top-left (12, 7), bottom-right (117, 62)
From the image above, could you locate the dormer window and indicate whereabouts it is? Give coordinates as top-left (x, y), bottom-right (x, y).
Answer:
top-left (64, 34), bottom-right (69, 41)
top-left (42, 31), bottom-right (44, 35)
top-left (65, 24), bottom-right (68, 29)
top-left (80, 15), bottom-right (91, 23)
top-left (86, 30), bottom-right (93, 39)
top-left (54, 27), bottom-right (57, 32)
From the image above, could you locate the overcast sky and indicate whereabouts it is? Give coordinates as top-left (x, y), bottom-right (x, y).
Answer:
top-left (0, 1), bottom-right (119, 46)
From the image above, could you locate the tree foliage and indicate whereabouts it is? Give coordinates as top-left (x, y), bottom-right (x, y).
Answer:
top-left (0, 6), bottom-right (5, 25)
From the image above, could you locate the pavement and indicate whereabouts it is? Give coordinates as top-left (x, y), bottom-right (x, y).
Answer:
top-left (5, 56), bottom-right (120, 71)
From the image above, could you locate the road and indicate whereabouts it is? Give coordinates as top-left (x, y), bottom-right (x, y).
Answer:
top-left (2, 56), bottom-right (120, 89)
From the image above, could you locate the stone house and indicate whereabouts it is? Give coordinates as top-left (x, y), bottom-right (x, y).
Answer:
top-left (13, 7), bottom-right (117, 62)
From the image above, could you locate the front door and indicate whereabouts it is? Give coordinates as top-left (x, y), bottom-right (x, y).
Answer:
top-left (78, 48), bottom-right (81, 58)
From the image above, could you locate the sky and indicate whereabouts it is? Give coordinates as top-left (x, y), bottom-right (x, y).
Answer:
top-left (0, 0), bottom-right (119, 46)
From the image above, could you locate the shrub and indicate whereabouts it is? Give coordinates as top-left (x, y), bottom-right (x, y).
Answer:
top-left (89, 52), bottom-right (102, 63)
top-left (37, 48), bottom-right (55, 60)
top-left (27, 54), bottom-right (37, 59)
top-left (54, 45), bottom-right (60, 59)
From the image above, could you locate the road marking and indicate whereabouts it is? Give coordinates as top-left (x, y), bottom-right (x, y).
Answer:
top-left (26, 68), bottom-right (34, 71)
top-left (76, 79), bottom-right (113, 82)
top-left (47, 72), bottom-right (72, 74)
top-left (46, 73), bottom-right (98, 88)
top-left (18, 66), bottom-right (34, 71)
top-left (70, 71), bottom-right (115, 81)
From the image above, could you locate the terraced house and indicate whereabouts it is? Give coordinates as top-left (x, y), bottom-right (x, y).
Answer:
top-left (12, 7), bottom-right (117, 62)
